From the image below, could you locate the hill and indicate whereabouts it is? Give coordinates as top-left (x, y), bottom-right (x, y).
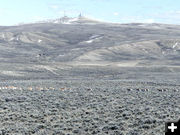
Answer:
top-left (0, 18), bottom-right (180, 80)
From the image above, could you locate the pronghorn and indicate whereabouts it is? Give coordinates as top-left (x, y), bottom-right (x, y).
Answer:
top-left (27, 87), bottom-right (33, 91)
top-left (60, 87), bottom-right (66, 91)
top-left (12, 86), bottom-right (17, 90)
top-left (44, 87), bottom-right (48, 90)
top-left (36, 87), bottom-right (43, 91)
top-left (49, 87), bottom-right (55, 90)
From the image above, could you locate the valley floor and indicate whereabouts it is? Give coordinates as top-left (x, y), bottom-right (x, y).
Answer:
top-left (0, 79), bottom-right (179, 135)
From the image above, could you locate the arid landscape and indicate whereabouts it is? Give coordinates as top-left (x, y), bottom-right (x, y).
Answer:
top-left (0, 17), bottom-right (179, 135)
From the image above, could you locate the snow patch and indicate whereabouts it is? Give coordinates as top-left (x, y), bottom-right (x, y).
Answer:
top-left (68, 18), bottom-right (79, 23)
top-left (1, 71), bottom-right (23, 76)
top-left (72, 48), bottom-right (81, 51)
top-left (173, 42), bottom-right (178, 48)
top-left (83, 35), bottom-right (103, 44)
top-left (38, 39), bottom-right (42, 43)
top-left (9, 37), bottom-right (14, 41)
top-left (62, 22), bottom-right (71, 24)
top-left (85, 39), bottom-right (94, 43)
top-left (58, 54), bottom-right (65, 57)
top-left (142, 48), bottom-right (148, 53)
top-left (52, 17), bottom-right (79, 24)
top-left (54, 20), bottom-right (59, 23)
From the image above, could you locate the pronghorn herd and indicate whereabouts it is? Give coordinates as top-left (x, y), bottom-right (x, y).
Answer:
top-left (127, 88), bottom-right (179, 92)
top-left (0, 86), bottom-right (18, 90)
top-left (0, 86), bottom-right (69, 91)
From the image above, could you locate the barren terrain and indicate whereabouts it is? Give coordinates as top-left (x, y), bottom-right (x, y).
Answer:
top-left (0, 18), bottom-right (179, 134)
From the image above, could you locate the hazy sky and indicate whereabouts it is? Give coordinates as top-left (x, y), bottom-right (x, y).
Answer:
top-left (0, 0), bottom-right (180, 25)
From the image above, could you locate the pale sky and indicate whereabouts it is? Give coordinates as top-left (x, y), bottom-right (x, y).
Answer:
top-left (0, 0), bottom-right (180, 25)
